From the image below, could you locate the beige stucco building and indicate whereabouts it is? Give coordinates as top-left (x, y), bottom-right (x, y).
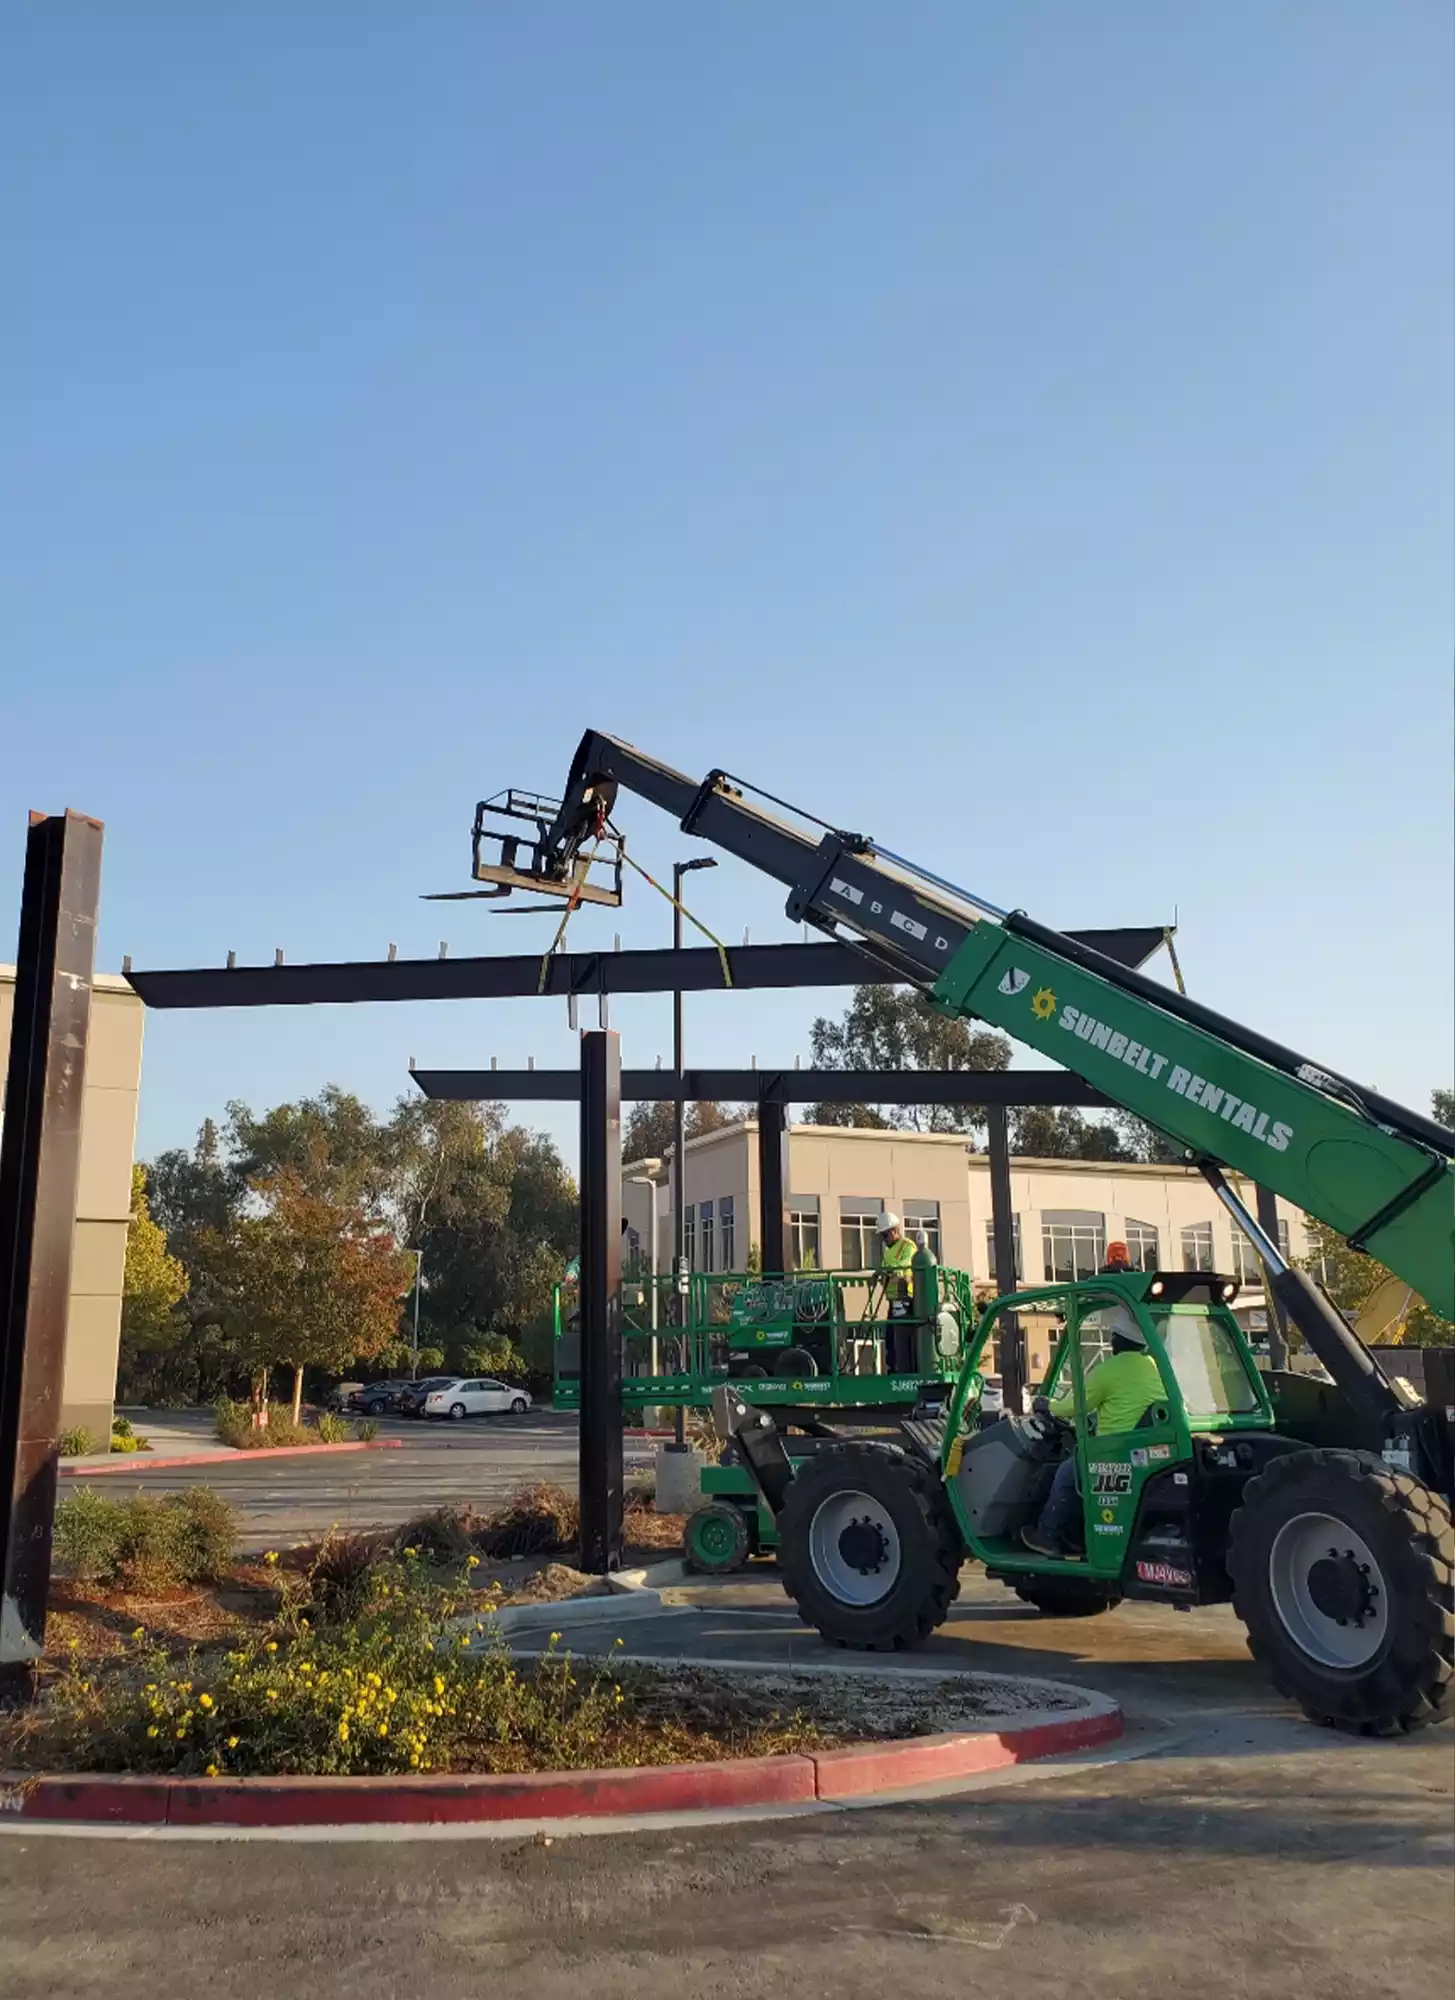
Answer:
top-left (0, 967), bottom-right (144, 1438)
top-left (623, 1119), bottom-right (1308, 1378)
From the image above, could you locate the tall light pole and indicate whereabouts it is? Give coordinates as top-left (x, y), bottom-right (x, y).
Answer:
top-left (409, 1248), bottom-right (423, 1378)
top-left (625, 1171), bottom-right (661, 1376)
top-left (672, 856), bottom-right (716, 1449)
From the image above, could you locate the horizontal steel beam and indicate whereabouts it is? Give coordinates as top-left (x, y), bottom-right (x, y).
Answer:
top-left (126, 941), bottom-right (887, 1009)
top-left (411, 1067), bottom-right (1113, 1108)
top-left (124, 927), bottom-right (1168, 1011)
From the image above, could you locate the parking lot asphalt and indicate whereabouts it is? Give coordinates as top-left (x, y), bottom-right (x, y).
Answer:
top-left (2, 1711), bottom-right (1448, 2000)
top-left (21, 1451), bottom-right (1455, 1998)
top-left (66, 1411), bottom-right (642, 1547)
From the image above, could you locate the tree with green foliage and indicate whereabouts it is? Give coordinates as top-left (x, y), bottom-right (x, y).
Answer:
top-left (120, 1166), bottom-right (189, 1347)
top-left (1008, 1106), bottom-right (1127, 1160)
top-left (197, 1171), bottom-right (413, 1418)
top-left (624, 1098), bottom-right (738, 1164)
top-left (808, 986), bottom-right (1012, 1133)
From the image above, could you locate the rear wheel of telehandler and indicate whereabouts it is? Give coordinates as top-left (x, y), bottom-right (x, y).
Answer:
top-left (1005, 1575), bottom-right (1123, 1617)
top-left (684, 1502), bottom-right (753, 1574)
top-left (1228, 1448), bottom-right (1454, 1736)
top-left (778, 1443), bottom-right (962, 1650)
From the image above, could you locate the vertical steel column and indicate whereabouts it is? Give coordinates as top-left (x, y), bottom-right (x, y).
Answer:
top-left (0, 811), bottom-right (103, 1666)
top-left (578, 1030), bottom-right (623, 1573)
top-left (987, 1105), bottom-right (1024, 1411)
top-left (1255, 1182), bottom-right (1290, 1369)
top-left (757, 1080), bottom-right (792, 1278)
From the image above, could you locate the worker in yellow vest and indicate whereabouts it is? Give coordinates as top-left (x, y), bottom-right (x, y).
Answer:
top-left (875, 1211), bottom-right (918, 1372)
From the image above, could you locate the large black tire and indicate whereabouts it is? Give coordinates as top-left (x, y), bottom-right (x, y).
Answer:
top-left (1005, 1575), bottom-right (1124, 1618)
top-left (1228, 1447), bottom-right (1454, 1736)
top-left (778, 1442), bottom-right (963, 1650)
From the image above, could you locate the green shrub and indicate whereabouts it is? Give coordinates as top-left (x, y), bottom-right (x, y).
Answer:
top-left (313, 1413), bottom-right (350, 1444)
top-left (168, 1488), bottom-right (238, 1582)
top-left (214, 1397), bottom-right (252, 1448)
top-left (111, 1413), bottom-right (135, 1439)
top-left (354, 1417), bottom-right (380, 1443)
top-left (215, 1399), bottom-right (318, 1450)
top-left (53, 1487), bottom-right (130, 1582)
top-left (52, 1486), bottom-right (238, 1591)
top-left (58, 1427), bottom-right (97, 1459)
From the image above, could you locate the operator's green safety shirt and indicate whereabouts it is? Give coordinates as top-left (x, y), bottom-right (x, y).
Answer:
top-left (1051, 1349), bottom-right (1162, 1434)
top-left (880, 1234), bottom-right (916, 1299)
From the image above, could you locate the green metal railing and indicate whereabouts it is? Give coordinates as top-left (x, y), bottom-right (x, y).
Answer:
top-left (552, 1263), bottom-right (977, 1411)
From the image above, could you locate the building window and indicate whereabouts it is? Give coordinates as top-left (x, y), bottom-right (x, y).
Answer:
top-left (1041, 1210), bottom-right (1107, 1284)
top-left (683, 1206), bottom-right (695, 1269)
top-left (1124, 1220), bottom-right (1160, 1271)
top-left (700, 1200), bottom-right (714, 1273)
top-left (985, 1216), bottom-right (1023, 1283)
top-left (1229, 1229), bottom-right (1268, 1286)
top-left (719, 1195), bottom-right (735, 1272)
top-left (839, 1199), bottom-right (881, 1271)
top-left (904, 1201), bottom-right (941, 1260)
top-left (1278, 1218), bottom-right (1291, 1258)
top-left (789, 1201), bottom-right (821, 1271)
top-left (1181, 1222), bottom-right (1215, 1272)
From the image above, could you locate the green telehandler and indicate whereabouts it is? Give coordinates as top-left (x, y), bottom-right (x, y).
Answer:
top-left (473, 730), bottom-right (1455, 1735)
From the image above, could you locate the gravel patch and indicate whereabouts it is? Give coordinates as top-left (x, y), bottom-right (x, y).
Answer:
top-left (622, 1665), bottom-right (1088, 1740)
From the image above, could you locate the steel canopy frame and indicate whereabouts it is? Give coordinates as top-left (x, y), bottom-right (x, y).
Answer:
top-left (124, 929), bottom-right (1170, 1012)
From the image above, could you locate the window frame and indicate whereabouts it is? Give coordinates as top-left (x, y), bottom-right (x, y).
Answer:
top-left (1040, 1210), bottom-right (1107, 1284)
top-left (839, 1197), bottom-right (882, 1272)
top-left (1123, 1219), bottom-right (1160, 1272)
top-left (903, 1200), bottom-right (942, 1260)
top-left (1180, 1221), bottom-right (1215, 1273)
top-left (789, 1200), bottom-right (821, 1272)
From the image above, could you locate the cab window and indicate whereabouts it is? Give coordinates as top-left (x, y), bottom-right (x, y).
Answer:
top-left (1153, 1307), bottom-right (1259, 1415)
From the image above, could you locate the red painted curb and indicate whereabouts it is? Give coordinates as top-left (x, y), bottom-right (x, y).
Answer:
top-left (0, 1704), bottom-right (1121, 1829)
top-left (60, 1440), bottom-right (404, 1476)
top-left (810, 1707), bottom-right (1124, 1799)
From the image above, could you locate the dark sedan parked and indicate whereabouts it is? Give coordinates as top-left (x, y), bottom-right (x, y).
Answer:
top-left (396, 1376), bottom-right (455, 1417)
top-left (344, 1380), bottom-right (413, 1417)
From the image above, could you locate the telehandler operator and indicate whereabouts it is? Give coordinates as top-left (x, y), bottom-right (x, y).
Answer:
top-left (1021, 1267), bottom-right (1162, 1558)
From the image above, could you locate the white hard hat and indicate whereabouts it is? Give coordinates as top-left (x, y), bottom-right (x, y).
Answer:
top-left (875, 1210), bottom-right (901, 1234)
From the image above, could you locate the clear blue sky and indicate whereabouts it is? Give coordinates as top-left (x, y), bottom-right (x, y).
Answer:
top-left (3, 3), bottom-right (1450, 1170)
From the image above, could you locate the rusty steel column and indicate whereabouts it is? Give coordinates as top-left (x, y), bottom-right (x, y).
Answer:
top-left (0, 811), bottom-right (103, 1666)
top-left (756, 1079), bottom-right (793, 1279)
top-left (577, 1029), bottom-right (623, 1573)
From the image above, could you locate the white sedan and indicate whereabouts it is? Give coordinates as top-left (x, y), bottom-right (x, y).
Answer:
top-left (422, 1377), bottom-right (533, 1421)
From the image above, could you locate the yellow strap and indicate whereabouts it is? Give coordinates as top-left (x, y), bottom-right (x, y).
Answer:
top-left (618, 848), bottom-right (734, 989)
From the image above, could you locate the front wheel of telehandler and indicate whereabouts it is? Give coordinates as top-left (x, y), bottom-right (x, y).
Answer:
top-left (1228, 1447), bottom-right (1454, 1736)
top-left (777, 1443), bottom-right (963, 1650)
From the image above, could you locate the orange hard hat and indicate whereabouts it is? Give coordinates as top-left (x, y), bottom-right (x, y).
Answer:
top-left (1105, 1240), bottom-right (1132, 1267)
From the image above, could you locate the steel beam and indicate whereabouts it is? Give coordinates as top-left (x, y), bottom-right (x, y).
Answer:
top-left (577, 1031), bottom-right (623, 1573)
top-left (987, 1105), bottom-right (1025, 1413)
top-left (412, 1067), bottom-right (1113, 1107)
top-left (0, 811), bottom-right (103, 1666)
top-left (125, 929), bottom-right (1170, 1012)
top-left (756, 1082), bottom-right (793, 1278)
